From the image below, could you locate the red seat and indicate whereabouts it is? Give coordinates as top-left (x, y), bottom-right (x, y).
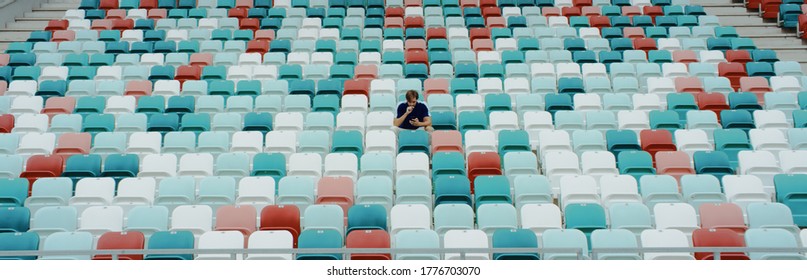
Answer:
top-left (45, 20), bottom-right (69, 31)
top-left (760, 0), bottom-right (782, 19)
top-left (480, 0), bottom-right (497, 7)
top-left (106, 9), bottom-right (127, 20)
top-left (404, 39), bottom-right (426, 52)
top-left (672, 50), bottom-right (699, 64)
top-left (41, 97), bottom-right (77, 119)
top-left (236, 0), bottom-right (255, 8)
top-left (354, 65), bottom-right (378, 79)
top-left (725, 50), bottom-right (752, 65)
top-left (405, 50), bottom-right (428, 64)
top-left (255, 30), bottom-right (275, 41)
top-left (147, 9), bottom-right (167, 19)
top-left (633, 38), bottom-right (657, 52)
top-left (589, 16), bottom-right (611, 29)
top-left (386, 7), bottom-right (404, 18)
top-left (561, 7), bottom-right (581, 17)
top-left (424, 78), bottom-right (449, 96)
top-left (746, 0), bottom-right (762, 8)
top-left (99, 0), bottom-right (120, 9)
top-left (800, 15), bottom-right (807, 39)
top-left (472, 39), bottom-right (494, 52)
top-left (20, 155), bottom-right (65, 187)
top-left (621, 6), bottom-right (641, 16)
top-left (91, 19), bottom-right (114, 30)
top-left (139, 0), bottom-right (157, 9)
top-left (175, 65), bottom-right (202, 83)
top-left (384, 17), bottom-right (404, 28)
top-left (343, 79), bottom-right (371, 96)
top-left (125, 80), bottom-right (153, 97)
top-left (246, 40), bottom-right (269, 53)
top-left (469, 28), bottom-right (491, 42)
top-left (699, 203), bottom-right (748, 235)
top-left (228, 8), bottom-right (249, 19)
top-left (697, 93), bottom-right (730, 121)
top-left (426, 28), bottom-right (447, 40)
top-left (93, 231), bottom-right (146, 260)
top-left (460, 0), bottom-right (477, 8)
top-left (52, 30), bottom-right (76, 42)
top-left (640, 130), bottom-right (677, 160)
top-left (654, 151), bottom-right (695, 182)
top-left (623, 27), bottom-right (646, 39)
top-left (215, 205), bottom-right (258, 237)
top-left (467, 151), bottom-right (502, 193)
top-left (259, 205), bottom-right (301, 247)
top-left (432, 131), bottom-right (464, 154)
top-left (0, 114), bottom-right (14, 133)
top-left (542, 7), bottom-right (561, 17)
top-left (404, 16), bottom-right (424, 28)
top-left (53, 133), bottom-right (92, 157)
top-left (739, 77), bottom-right (772, 101)
top-left (573, 0), bottom-right (592, 6)
top-left (643, 6), bottom-right (664, 19)
top-left (581, 6), bottom-right (601, 16)
top-left (111, 19), bottom-right (135, 30)
top-left (190, 53), bottom-right (213, 66)
top-left (485, 16), bottom-right (506, 28)
top-left (675, 77), bottom-right (705, 94)
top-left (346, 230), bottom-right (391, 260)
top-left (693, 228), bottom-right (749, 260)
top-left (482, 7), bottom-right (501, 17)
top-left (717, 62), bottom-right (747, 90)
top-left (404, 0), bottom-right (422, 7)
top-left (315, 176), bottom-right (355, 216)
top-left (240, 18), bottom-right (260, 30)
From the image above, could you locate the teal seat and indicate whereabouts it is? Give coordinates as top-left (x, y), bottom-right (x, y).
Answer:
top-left (74, 96), bottom-right (106, 117)
top-left (564, 203), bottom-right (607, 242)
top-left (618, 151), bottom-right (656, 180)
top-left (713, 129), bottom-right (751, 169)
top-left (492, 229), bottom-right (540, 260)
top-left (61, 154), bottom-right (102, 182)
top-left (331, 130), bottom-right (363, 159)
top-left (474, 175), bottom-right (512, 207)
top-left (147, 113), bottom-right (179, 135)
top-left (0, 232), bottom-right (40, 260)
top-left (0, 178), bottom-right (28, 207)
top-left (458, 111), bottom-right (489, 134)
top-left (484, 93), bottom-right (512, 115)
top-left (649, 110), bottom-right (683, 132)
top-left (145, 231), bottom-right (195, 260)
top-left (243, 112), bottom-right (273, 135)
top-left (296, 230), bottom-right (342, 259)
top-left (346, 204), bottom-right (387, 234)
top-left (0, 207), bottom-right (30, 233)
top-left (101, 153), bottom-right (139, 182)
top-left (773, 174), bottom-right (807, 227)
top-left (432, 152), bottom-right (467, 183)
top-left (434, 175), bottom-right (472, 207)
top-left (398, 130), bottom-right (429, 154)
top-left (251, 153), bottom-right (286, 183)
top-left (606, 130), bottom-right (641, 157)
top-left (179, 113), bottom-right (210, 134)
top-left (693, 151), bottom-right (734, 180)
top-left (82, 114), bottom-right (115, 134)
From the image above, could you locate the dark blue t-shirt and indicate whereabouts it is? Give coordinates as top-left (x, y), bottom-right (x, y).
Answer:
top-left (396, 101), bottom-right (430, 130)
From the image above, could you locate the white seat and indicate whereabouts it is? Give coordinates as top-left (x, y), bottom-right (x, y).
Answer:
top-left (543, 151), bottom-right (581, 196)
top-left (617, 110), bottom-right (650, 132)
top-left (632, 94), bottom-right (662, 111)
top-left (674, 129), bottom-right (713, 156)
top-left (698, 50), bottom-right (726, 63)
top-left (753, 110), bottom-right (790, 131)
top-left (341, 95), bottom-right (368, 113)
top-left (464, 130), bottom-right (497, 155)
top-left (538, 130), bottom-right (572, 161)
top-left (662, 63), bottom-right (689, 78)
top-left (749, 128), bottom-right (790, 152)
top-left (396, 153), bottom-right (429, 178)
top-left (370, 79), bottom-right (396, 96)
top-left (489, 111), bottom-right (519, 133)
top-left (443, 230), bottom-right (490, 260)
top-left (126, 132), bottom-right (162, 155)
top-left (519, 203), bottom-right (561, 236)
top-left (640, 229), bottom-right (695, 260)
top-left (230, 131), bottom-right (264, 155)
top-left (273, 112), bottom-right (304, 132)
top-left (287, 153), bottom-right (323, 178)
top-left (523, 111), bottom-right (553, 149)
top-left (196, 231), bottom-right (245, 260)
top-left (264, 131), bottom-right (297, 157)
top-left (722, 175), bottom-right (772, 215)
top-left (477, 78), bottom-right (503, 96)
top-left (39, 67), bottom-right (68, 81)
top-left (365, 130), bottom-right (397, 154)
top-left (139, 53), bottom-right (164, 66)
top-left (455, 94), bottom-right (484, 113)
top-left (104, 96), bottom-right (136, 114)
top-left (770, 76), bottom-right (802, 92)
top-left (121, 30), bottom-right (144, 42)
top-left (10, 96), bottom-right (44, 115)
top-left (77, 206), bottom-right (123, 237)
top-left (171, 205), bottom-right (213, 237)
top-left (504, 78), bottom-right (530, 99)
top-left (556, 63), bottom-right (581, 79)
top-left (4, 81), bottom-right (37, 96)
top-left (16, 132), bottom-right (55, 155)
top-left (252, 66), bottom-right (278, 80)
top-left (69, 178), bottom-right (116, 215)
top-left (177, 153), bottom-right (214, 178)
top-left (531, 63), bottom-right (556, 79)
top-left (599, 175), bottom-right (642, 207)
top-left (137, 153), bottom-right (177, 179)
top-left (738, 150), bottom-right (782, 195)
top-left (390, 204), bottom-right (431, 236)
top-left (574, 94), bottom-right (602, 111)
top-left (581, 151), bottom-right (619, 180)
top-left (559, 175), bottom-right (600, 210)
top-left (227, 66), bottom-right (252, 80)
top-left (366, 111), bottom-right (394, 132)
top-left (323, 153), bottom-right (358, 180)
top-left (653, 203), bottom-right (699, 240)
top-left (10, 114), bottom-right (49, 133)
top-left (286, 52), bottom-right (310, 65)
top-left (246, 231), bottom-right (293, 260)
top-left (779, 150), bottom-right (807, 174)
top-left (335, 111), bottom-right (366, 133)
top-left (657, 38), bottom-right (682, 51)
top-left (236, 177), bottom-right (276, 212)
top-left (112, 177), bottom-right (156, 214)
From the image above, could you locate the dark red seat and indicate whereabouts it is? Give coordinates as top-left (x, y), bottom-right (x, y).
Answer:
top-left (482, 7), bottom-right (501, 17)
top-left (93, 231), bottom-right (146, 260)
top-left (467, 151), bottom-right (502, 193)
top-left (589, 16), bottom-right (611, 29)
top-left (175, 65), bottom-right (202, 83)
top-left (228, 8), bottom-right (249, 19)
top-left (561, 7), bottom-right (581, 17)
top-left (655, 151), bottom-right (695, 182)
top-left (480, 0), bottom-right (497, 8)
top-left (800, 15), bottom-right (807, 39)
top-left (699, 203), bottom-right (748, 235)
top-left (405, 50), bottom-right (428, 64)
top-left (746, 0), bottom-right (762, 9)
top-left (404, 16), bottom-right (424, 28)
top-left (675, 77), bottom-right (705, 94)
top-left (99, 0), bottom-right (120, 10)
top-left (41, 97), bottom-right (76, 119)
top-left (386, 7), bottom-right (404, 18)
top-left (573, 0), bottom-right (592, 6)
top-left (0, 114), bottom-right (14, 133)
top-left (633, 38), bottom-right (657, 52)
top-left (469, 28), bottom-right (491, 42)
top-left (215, 205), bottom-right (257, 237)
top-left (346, 230), bottom-right (391, 260)
top-left (111, 19), bottom-right (135, 31)
top-left (692, 228), bottom-right (750, 260)
top-left (240, 18), bottom-right (260, 30)
top-left (697, 93), bottom-right (730, 121)
top-left (760, 0), bottom-right (782, 19)
top-left (427, 27), bottom-right (447, 40)
top-left (725, 50), bottom-right (752, 65)
top-left (20, 155), bottom-right (65, 188)
top-left (139, 0), bottom-right (157, 9)
top-left (717, 62), bottom-right (747, 90)
top-left (640, 130), bottom-right (677, 161)
top-left (260, 205), bottom-right (301, 247)
top-left (343, 79), bottom-right (371, 96)
top-left (246, 40), bottom-right (269, 53)
top-left (643, 6), bottom-right (664, 19)
top-left (53, 133), bottom-right (92, 158)
top-left (45, 20), bottom-right (69, 31)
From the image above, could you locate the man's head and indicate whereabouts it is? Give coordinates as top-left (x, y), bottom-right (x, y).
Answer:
top-left (405, 90), bottom-right (419, 106)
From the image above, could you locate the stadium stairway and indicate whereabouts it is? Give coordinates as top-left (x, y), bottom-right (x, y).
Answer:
top-left (694, 0), bottom-right (807, 72)
top-left (0, 0), bottom-right (80, 51)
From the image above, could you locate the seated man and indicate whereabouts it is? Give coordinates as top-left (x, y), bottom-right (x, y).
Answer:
top-left (394, 90), bottom-right (433, 131)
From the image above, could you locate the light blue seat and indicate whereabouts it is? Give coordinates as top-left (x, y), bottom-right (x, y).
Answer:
top-left (744, 228), bottom-right (806, 260)
top-left (303, 204), bottom-right (344, 236)
top-left (477, 203), bottom-right (518, 236)
top-left (433, 204), bottom-right (474, 237)
top-left (355, 176), bottom-right (393, 211)
top-left (29, 206), bottom-right (77, 238)
top-left (639, 175), bottom-right (684, 211)
top-left (608, 202), bottom-right (653, 237)
top-left (394, 229), bottom-right (440, 260)
top-left (89, 132), bottom-right (128, 155)
top-left (40, 232), bottom-right (94, 260)
top-left (680, 174), bottom-right (726, 211)
top-left (572, 130), bottom-right (607, 156)
top-left (214, 153), bottom-right (250, 177)
top-left (503, 152), bottom-right (539, 179)
top-left (541, 229), bottom-right (590, 260)
top-left (747, 202), bottom-right (800, 236)
top-left (395, 175), bottom-right (432, 208)
top-left (155, 176), bottom-right (196, 212)
top-left (298, 131), bottom-right (331, 155)
top-left (359, 152), bottom-right (394, 179)
top-left (590, 229), bottom-right (641, 260)
top-left (162, 132), bottom-right (197, 155)
top-left (602, 93), bottom-right (632, 111)
top-left (196, 176), bottom-right (237, 212)
top-left (277, 176), bottom-right (317, 212)
top-left (115, 113), bottom-right (147, 133)
top-left (125, 206), bottom-right (170, 237)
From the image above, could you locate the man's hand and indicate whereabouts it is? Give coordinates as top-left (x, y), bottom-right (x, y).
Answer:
top-left (409, 118), bottom-right (421, 127)
top-left (405, 105), bottom-right (414, 115)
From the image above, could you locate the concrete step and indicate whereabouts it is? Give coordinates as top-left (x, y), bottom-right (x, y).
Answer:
top-left (37, 3), bottom-right (79, 10)
top-left (2, 21), bottom-right (49, 31)
top-left (19, 11), bottom-right (67, 19)
top-left (0, 32), bottom-right (35, 42)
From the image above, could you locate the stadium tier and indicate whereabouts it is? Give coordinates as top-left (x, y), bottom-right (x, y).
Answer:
top-left (0, 0), bottom-right (806, 260)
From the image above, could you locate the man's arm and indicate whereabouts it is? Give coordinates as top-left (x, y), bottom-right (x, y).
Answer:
top-left (393, 106), bottom-right (412, 127)
top-left (418, 116), bottom-right (432, 127)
